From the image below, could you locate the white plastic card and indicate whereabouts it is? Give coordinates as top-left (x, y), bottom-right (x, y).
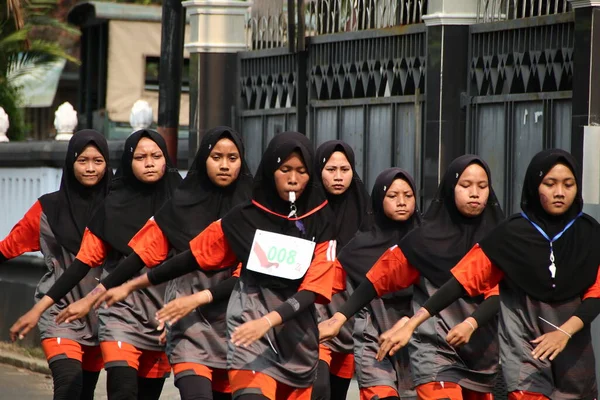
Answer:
top-left (246, 229), bottom-right (316, 280)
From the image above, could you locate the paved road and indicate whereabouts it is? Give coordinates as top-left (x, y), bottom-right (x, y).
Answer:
top-left (0, 364), bottom-right (53, 399)
top-left (0, 363), bottom-right (361, 399)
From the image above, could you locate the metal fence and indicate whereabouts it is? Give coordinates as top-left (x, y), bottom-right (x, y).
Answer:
top-left (238, 25), bottom-right (426, 191)
top-left (477, 0), bottom-right (571, 23)
top-left (466, 12), bottom-right (574, 213)
top-left (307, 26), bottom-right (426, 188)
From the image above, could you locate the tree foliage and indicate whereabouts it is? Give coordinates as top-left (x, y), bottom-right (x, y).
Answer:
top-left (0, 0), bottom-right (80, 140)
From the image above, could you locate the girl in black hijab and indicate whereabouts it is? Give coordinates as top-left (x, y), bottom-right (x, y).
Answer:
top-left (340, 168), bottom-right (420, 400)
top-left (102, 131), bottom-right (338, 399)
top-left (320, 155), bottom-right (505, 400)
top-left (57, 126), bottom-right (253, 400)
top-left (387, 149), bottom-right (600, 400)
top-left (316, 140), bottom-right (372, 247)
top-left (3, 130), bottom-right (111, 400)
top-left (12, 129), bottom-right (181, 400)
top-left (313, 140), bottom-right (372, 400)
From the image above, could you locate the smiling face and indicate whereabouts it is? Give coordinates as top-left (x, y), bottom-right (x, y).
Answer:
top-left (454, 163), bottom-right (490, 218)
top-left (73, 144), bottom-right (107, 187)
top-left (382, 178), bottom-right (416, 222)
top-left (131, 137), bottom-right (167, 183)
top-left (538, 163), bottom-right (577, 216)
top-left (274, 152), bottom-right (310, 201)
top-left (206, 137), bottom-right (242, 187)
top-left (321, 151), bottom-right (353, 196)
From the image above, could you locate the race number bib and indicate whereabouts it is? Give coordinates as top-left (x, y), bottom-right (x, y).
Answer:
top-left (246, 229), bottom-right (316, 280)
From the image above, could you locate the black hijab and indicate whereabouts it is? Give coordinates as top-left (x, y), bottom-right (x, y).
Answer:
top-left (154, 126), bottom-right (253, 252)
top-left (221, 132), bottom-right (334, 273)
top-left (479, 149), bottom-right (600, 302)
top-left (39, 130), bottom-right (112, 255)
top-left (315, 140), bottom-right (372, 249)
top-left (399, 155), bottom-right (505, 288)
top-left (87, 129), bottom-right (182, 256)
top-left (340, 168), bottom-right (421, 287)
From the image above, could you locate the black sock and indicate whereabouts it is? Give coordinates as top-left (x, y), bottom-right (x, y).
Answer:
top-left (80, 369), bottom-right (100, 400)
top-left (175, 375), bottom-right (213, 400)
top-left (107, 366), bottom-right (138, 400)
top-left (137, 376), bottom-right (166, 400)
top-left (213, 391), bottom-right (232, 400)
top-left (329, 373), bottom-right (351, 400)
top-left (49, 358), bottom-right (83, 400)
top-left (311, 360), bottom-right (331, 400)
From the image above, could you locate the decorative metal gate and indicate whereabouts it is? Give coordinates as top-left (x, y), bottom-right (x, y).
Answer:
top-left (238, 1), bottom-right (427, 191)
top-left (307, 27), bottom-right (426, 188)
top-left (466, 2), bottom-right (574, 213)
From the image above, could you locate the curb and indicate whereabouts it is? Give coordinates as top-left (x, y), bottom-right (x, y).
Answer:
top-left (0, 351), bottom-right (50, 375)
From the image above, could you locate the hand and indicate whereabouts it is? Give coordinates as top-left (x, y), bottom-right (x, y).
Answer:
top-left (156, 291), bottom-right (210, 327)
top-left (158, 329), bottom-right (167, 345)
top-left (386, 316), bottom-right (411, 336)
top-left (377, 317), bottom-right (412, 361)
top-left (55, 298), bottom-right (94, 324)
top-left (10, 309), bottom-right (42, 341)
top-left (531, 330), bottom-right (570, 361)
top-left (231, 317), bottom-right (271, 347)
top-left (446, 318), bottom-right (477, 347)
top-left (95, 285), bottom-right (132, 309)
top-left (318, 313), bottom-right (347, 343)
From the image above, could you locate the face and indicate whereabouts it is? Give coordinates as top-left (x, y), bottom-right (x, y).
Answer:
top-left (274, 152), bottom-right (310, 201)
top-left (382, 178), bottom-right (416, 222)
top-left (454, 163), bottom-right (490, 218)
top-left (538, 163), bottom-right (577, 216)
top-left (131, 137), bottom-right (166, 183)
top-left (73, 144), bottom-right (107, 187)
top-left (321, 151), bottom-right (353, 195)
top-left (206, 138), bottom-right (242, 187)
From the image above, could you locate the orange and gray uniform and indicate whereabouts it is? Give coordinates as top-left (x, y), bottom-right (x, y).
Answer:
top-left (0, 202), bottom-right (103, 370)
top-left (130, 218), bottom-right (240, 391)
top-left (316, 273), bottom-right (355, 380)
top-left (367, 245), bottom-right (500, 396)
top-left (76, 227), bottom-right (170, 377)
top-left (333, 256), bottom-right (415, 400)
top-left (453, 245), bottom-right (600, 400)
top-left (188, 220), bottom-right (336, 397)
top-left (340, 258), bottom-right (415, 399)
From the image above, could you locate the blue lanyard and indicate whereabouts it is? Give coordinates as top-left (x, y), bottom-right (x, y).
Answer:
top-left (520, 211), bottom-right (582, 280)
top-left (520, 211), bottom-right (582, 244)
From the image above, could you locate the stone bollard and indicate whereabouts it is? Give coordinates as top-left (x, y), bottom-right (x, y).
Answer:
top-left (0, 107), bottom-right (9, 142)
top-left (129, 100), bottom-right (153, 134)
top-left (54, 102), bottom-right (78, 141)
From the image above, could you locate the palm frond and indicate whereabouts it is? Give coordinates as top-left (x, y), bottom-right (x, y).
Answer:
top-left (26, 16), bottom-right (80, 36)
top-left (6, 55), bottom-right (61, 81)
top-left (0, 28), bottom-right (30, 48)
top-left (19, 40), bottom-right (79, 64)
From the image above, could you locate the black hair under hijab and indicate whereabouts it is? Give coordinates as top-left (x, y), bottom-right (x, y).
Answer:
top-left (39, 130), bottom-right (112, 255)
top-left (479, 149), bottom-right (600, 302)
top-left (399, 155), bottom-right (505, 288)
top-left (221, 131), bottom-right (334, 276)
top-left (87, 129), bottom-right (182, 255)
top-left (340, 168), bottom-right (421, 286)
top-left (315, 140), bottom-right (372, 249)
top-left (153, 126), bottom-right (253, 251)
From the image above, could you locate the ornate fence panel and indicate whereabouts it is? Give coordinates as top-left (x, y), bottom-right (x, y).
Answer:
top-left (307, 26), bottom-right (426, 188)
top-left (239, 1), bottom-right (427, 190)
top-left (466, 10), bottom-right (574, 213)
top-left (238, 49), bottom-right (299, 173)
